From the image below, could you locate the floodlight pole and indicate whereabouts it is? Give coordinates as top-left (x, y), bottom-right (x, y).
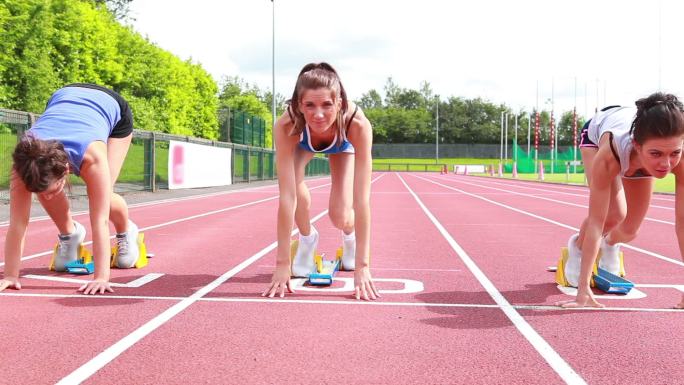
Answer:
top-left (271, 0), bottom-right (276, 150)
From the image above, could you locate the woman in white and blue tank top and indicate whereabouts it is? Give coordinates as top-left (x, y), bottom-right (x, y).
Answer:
top-left (557, 93), bottom-right (684, 309)
top-left (262, 62), bottom-right (379, 301)
top-left (0, 84), bottom-right (141, 296)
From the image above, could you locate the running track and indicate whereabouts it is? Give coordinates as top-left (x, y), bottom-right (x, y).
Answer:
top-left (1, 173), bottom-right (682, 385)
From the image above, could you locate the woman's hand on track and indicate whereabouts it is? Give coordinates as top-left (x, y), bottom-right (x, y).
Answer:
top-left (79, 279), bottom-right (114, 295)
top-left (354, 266), bottom-right (380, 301)
top-left (262, 264), bottom-right (294, 298)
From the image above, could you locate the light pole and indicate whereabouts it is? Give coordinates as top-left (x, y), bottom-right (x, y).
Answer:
top-left (271, 0), bottom-right (276, 150)
top-left (435, 95), bottom-right (440, 161)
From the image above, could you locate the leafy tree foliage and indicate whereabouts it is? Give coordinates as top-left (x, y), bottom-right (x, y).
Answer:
top-left (0, 0), bottom-right (218, 138)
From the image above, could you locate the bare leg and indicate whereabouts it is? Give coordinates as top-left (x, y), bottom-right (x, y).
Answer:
top-left (107, 134), bottom-right (132, 233)
top-left (605, 177), bottom-right (654, 245)
top-left (293, 148), bottom-right (315, 235)
top-left (37, 190), bottom-right (74, 235)
top-left (328, 152), bottom-right (354, 234)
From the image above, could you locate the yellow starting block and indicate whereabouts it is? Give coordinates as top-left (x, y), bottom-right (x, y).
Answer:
top-left (110, 232), bottom-right (149, 269)
top-left (555, 246), bottom-right (625, 287)
top-left (49, 243), bottom-right (92, 272)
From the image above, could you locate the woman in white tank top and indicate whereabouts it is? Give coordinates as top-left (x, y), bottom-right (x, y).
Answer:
top-left (557, 93), bottom-right (684, 309)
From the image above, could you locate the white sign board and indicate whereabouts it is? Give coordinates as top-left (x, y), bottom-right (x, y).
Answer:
top-left (167, 140), bottom-right (232, 189)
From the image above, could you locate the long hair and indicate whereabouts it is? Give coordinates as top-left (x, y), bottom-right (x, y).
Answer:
top-left (287, 62), bottom-right (348, 144)
top-left (12, 134), bottom-right (69, 192)
top-left (631, 92), bottom-right (684, 144)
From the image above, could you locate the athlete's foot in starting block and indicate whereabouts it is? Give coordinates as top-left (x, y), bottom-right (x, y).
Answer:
top-left (50, 221), bottom-right (87, 272)
top-left (111, 220), bottom-right (149, 269)
top-left (556, 233), bottom-right (581, 287)
top-left (598, 236), bottom-right (622, 276)
top-left (555, 290), bottom-right (605, 308)
top-left (340, 232), bottom-right (356, 271)
top-left (291, 229), bottom-right (318, 277)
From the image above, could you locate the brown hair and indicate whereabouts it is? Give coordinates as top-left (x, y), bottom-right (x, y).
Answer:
top-left (631, 92), bottom-right (684, 144)
top-left (287, 62), bottom-right (348, 144)
top-left (12, 134), bottom-right (69, 193)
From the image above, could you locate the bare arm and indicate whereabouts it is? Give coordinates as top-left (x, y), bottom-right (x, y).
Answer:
top-left (274, 116), bottom-right (299, 267)
top-left (80, 142), bottom-right (113, 284)
top-left (263, 112), bottom-right (299, 298)
top-left (347, 108), bottom-right (373, 268)
top-left (672, 161), bottom-right (684, 261)
top-left (0, 171), bottom-right (32, 289)
top-left (578, 144), bottom-right (619, 289)
top-left (346, 106), bottom-right (380, 300)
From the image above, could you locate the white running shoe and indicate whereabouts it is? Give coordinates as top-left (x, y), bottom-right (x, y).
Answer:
top-left (54, 221), bottom-right (86, 272)
top-left (564, 233), bottom-right (582, 287)
top-left (291, 230), bottom-right (318, 277)
top-left (599, 236), bottom-right (621, 275)
top-left (341, 234), bottom-right (356, 271)
top-left (114, 220), bottom-right (140, 268)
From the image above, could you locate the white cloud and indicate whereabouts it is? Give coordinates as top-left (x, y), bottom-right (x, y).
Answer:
top-left (129, 0), bottom-right (684, 118)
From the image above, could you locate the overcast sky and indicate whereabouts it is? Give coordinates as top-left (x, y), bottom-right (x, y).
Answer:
top-left (128, 0), bottom-right (683, 118)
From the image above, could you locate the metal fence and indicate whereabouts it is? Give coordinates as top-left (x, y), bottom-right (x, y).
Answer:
top-left (372, 143), bottom-right (574, 159)
top-left (0, 108), bottom-right (330, 201)
top-left (219, 108), bottom-right (266, 148)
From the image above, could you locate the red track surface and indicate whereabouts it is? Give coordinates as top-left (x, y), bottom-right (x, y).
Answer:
top-left (1, 173), bottom-right (683, 384)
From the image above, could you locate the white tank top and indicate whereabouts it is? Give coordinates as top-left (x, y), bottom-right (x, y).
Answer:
top-left (587, 106), bottom-right (650, 179)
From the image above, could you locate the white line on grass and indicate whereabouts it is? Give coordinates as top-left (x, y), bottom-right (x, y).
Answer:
top-left (397, 173), bottom-right (587, 385)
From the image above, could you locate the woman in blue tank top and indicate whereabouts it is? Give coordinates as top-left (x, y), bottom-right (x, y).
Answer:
top-left (262, 62), bottom-right (380, 301)
top-left (0, 84), bottom-right (141, 295)
top-left (557, 92), bottom-right (684, 309)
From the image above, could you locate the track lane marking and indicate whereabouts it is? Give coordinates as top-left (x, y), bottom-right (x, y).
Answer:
top-left (398, 173), bottom-right (586, 385)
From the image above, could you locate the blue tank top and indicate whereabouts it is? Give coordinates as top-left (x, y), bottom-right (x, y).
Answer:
top-left (28, 86), bottom-right (122, 175)
top-left (297, 105), bottom-right (358, 154)
top-left (298, 125), bottom-right (355, 154)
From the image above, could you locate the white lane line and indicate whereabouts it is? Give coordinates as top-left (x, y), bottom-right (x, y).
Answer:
top-left (461, 174), bottom-right (676, 202)
top-left (0, 181), bottom-right (335, 268)
top-left (0, 176), bottom-right (331, 228)
top-left (442, 176), bottom-right (674, 225)
top-left (257, 265), bottom-right (461, 272)
top-left (415, 174), bottom-right (684, 268)
top-left (21, 273), bottom-right (165, 288)
top-left (3, 292), bottom-right (684, 313)
top-left (397, 173), bottom-right (586, 385)
top-left (461, 177), bottom-right (675, 210)
top-left (55, 173), bottom-right (385, 384)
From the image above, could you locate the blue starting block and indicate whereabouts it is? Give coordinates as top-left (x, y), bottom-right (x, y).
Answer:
top-left (65, 257), bottom-right (94, 275)
top-left (592, 267), bottom-right (634, 294)
top-left (308, 250), bottom-right (342, 286)
top-left (49, 244), bottom-right (94, 275)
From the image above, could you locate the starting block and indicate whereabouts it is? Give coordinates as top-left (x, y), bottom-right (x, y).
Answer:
top-left (49, 243), bottom-right (92, 273)
top-left (308, 247), bottom-right (343, 286)
top-left (555, 246), bottom-right (631, 293)
top-left (49, 232), bottom-right (150, 275)
top-left (110, 232), bottom-right (149, 269)
top-left (289, 240), bottom-right (342, 285)
top-left (592, 267), bottom-right (634, 294)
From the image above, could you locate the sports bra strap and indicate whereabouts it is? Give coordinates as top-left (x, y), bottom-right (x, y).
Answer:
top-left (608, 132), bottom-right (620, 162)
top-left (345, 105), bottom-right (359, 133)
